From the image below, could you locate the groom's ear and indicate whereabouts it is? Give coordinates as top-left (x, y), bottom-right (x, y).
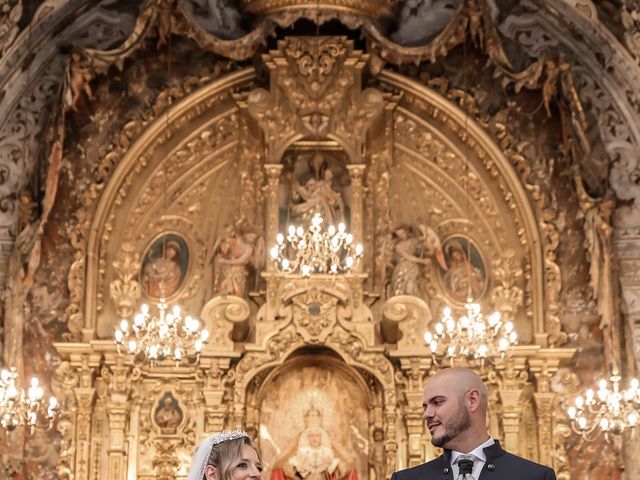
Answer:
top-left (204, 465), bottom-right (219, 480)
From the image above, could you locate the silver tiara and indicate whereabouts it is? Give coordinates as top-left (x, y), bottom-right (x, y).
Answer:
top-left (188, 430), bottom-right (251, 480)
top-left (210, 430), bottom-right (249, 446)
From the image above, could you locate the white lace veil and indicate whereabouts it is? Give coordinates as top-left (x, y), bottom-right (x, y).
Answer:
top-left (187, 430), bottom-right (249, 480)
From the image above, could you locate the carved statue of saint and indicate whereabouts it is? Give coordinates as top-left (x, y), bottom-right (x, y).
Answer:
top-left (271, 406), bottom-right (357, 480)
top-left (387, 224), bottom-right (447, 297)
top-left (212, 225), bottom-right (264, 297)
top-left (289, 153), bottom-right (345, 226)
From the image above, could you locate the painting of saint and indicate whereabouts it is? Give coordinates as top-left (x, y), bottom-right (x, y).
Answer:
top-left (279, 150), bottom-right (351, 230)
top-left (438, 237), bottom-right (486, 303)
top-left (154, 391), bottom-right (184, 434)
top-left (140, 234), bottom-right (189, 299)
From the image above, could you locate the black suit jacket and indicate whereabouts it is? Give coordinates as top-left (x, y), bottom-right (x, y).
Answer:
top-left (391, 441), bottom-right (556, 480)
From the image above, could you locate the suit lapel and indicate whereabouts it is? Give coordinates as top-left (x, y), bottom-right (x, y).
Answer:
top-left (439, 450), bottom-right (454, 480)
top-left (478, 441), bottom-right (507, 480)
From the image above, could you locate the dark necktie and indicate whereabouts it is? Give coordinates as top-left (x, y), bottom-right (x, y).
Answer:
top-left (457, 454), bottom-right (475, 480)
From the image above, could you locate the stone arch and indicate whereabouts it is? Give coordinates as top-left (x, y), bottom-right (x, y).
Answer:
top-left (233, 330), bottom-right (396, 407)
top-left (247, 350), bottom-right (378, 478)
top-left (85, 67), bottom-right (257, 336)
top-left (231, 328), bottom-right (398, 459)
top-left (377, 70), bottom-right (546, 342)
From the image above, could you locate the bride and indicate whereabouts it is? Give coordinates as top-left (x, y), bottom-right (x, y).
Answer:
top-left (188, 430), bottom-right (263, 480)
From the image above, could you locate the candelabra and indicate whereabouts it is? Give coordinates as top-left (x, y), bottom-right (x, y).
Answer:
top-left (0, 368), bottom-right (58, 431)
top-left (423, 302), bottom-right (518, 365)
top-left (567, 368), bottom-right (640, 441)
top-left (270, 213), bottom-right (363, 276)
top-left (114, 300), bottom-right (209, 365)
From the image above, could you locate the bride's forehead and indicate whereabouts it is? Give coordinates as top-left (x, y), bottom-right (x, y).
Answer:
top-left (240, 443), bottom-right (259, 459)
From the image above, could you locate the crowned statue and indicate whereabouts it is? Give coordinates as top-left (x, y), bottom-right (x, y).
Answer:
top-left (270, 405), bottom-right (357, 480)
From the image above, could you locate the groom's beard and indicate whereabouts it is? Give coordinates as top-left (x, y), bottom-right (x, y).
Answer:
top-left (430, 405), bottom-right (472, 448)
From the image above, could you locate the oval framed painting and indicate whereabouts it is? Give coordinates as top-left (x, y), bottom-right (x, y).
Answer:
top-left (140, 233), bottom-right (189, 299)
top-left (437, 236), bottom-right (487, 304)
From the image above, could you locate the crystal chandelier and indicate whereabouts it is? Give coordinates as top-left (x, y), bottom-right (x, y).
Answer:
top-left (0, 368), bottom-right (58, 431)
top-left (423, 302), bottom-right (518, 365)
top-left (114, 300), bottom-right (209, 365)
top-left (270, 213), bottom-right (363, 277)
top-left (567, 368), bottom-right (640, 441)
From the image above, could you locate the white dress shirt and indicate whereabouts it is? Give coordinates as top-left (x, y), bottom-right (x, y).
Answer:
top-left (450, 437), bottom-right (495, 479)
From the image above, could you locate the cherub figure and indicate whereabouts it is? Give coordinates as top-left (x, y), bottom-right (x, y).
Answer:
top-left (66, 50), bottom-right (95, 112)
top-left (368, 427), bottom-right (386, 480)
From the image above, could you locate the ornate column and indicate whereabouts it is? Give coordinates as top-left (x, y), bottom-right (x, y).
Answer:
top-left (103, 356), bottom-right (137, 480)
top-left (126, 400), bottom-right (141, 480)
top-left (201, 359), bottom-right (234, 434)
top-left (397, 358), bottom-right (430, 467)
top-left (73, 354), bottom-right (99, 479)
top-left (384, 402), bottom-right (399, 474)
top-left (231, 387), bottom-right (246, 429)
top-left (264, 164), bottom-right (282, 273)
top-left (106, 402), bottom-right (128, 479)
top-left (493, 358), bottom-right (529, 455)
top-left (387, 302), bottom-right (432, 468)
top-left (347, 164), bottom-right (365, 243)
top-left (53, 361), bottom-right (81, 479)
top-left (404, 401), bottom-right (425, 466)
top-left (529, 358), bottom-right (558, 468)
top-left (347, 164), bottom-right (365, 274)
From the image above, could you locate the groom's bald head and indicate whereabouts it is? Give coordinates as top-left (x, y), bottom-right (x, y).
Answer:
top-left (422, 368), bottom-right (489, 450)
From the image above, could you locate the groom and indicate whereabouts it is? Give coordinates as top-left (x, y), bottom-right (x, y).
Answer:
top-left (391, 368), bottom-right (556, 480)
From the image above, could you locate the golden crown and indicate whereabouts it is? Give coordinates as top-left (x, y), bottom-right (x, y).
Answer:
top-left (240, 0), bottom-right (398, 19)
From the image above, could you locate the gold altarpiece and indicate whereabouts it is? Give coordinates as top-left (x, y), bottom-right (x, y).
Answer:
top-left (51, 35), bottom-right (577, 480)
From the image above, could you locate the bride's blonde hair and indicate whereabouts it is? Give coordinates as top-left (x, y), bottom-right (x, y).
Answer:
top-left (205, 436), bottom-right (256, 480)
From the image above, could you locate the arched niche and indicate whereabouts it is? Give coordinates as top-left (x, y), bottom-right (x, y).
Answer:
top-left (375, 70), bottom-right (545, 344)
top-left (250, 351), bottom-right (376, 480)
top-left (85, 68), bottom-right (258, 338)
top-left (232, 334), bottom-right (398, 471)
top-left (277, 142), bottom-right (353, 232)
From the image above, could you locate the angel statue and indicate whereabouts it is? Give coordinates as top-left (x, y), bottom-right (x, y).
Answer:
top-left (211, 224), bottom-right (264, 297)
top-left (384, 224), bottom-right (447, 297)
